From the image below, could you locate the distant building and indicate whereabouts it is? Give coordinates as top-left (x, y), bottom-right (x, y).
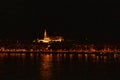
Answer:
top-left (33, 29), bottom-right (64, 43)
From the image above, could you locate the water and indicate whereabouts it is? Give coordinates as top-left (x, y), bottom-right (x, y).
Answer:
top-left (0, 53), bottom-right (120, 80)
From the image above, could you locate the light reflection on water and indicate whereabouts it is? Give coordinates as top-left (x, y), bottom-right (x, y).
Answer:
top-left (39, 54), bottom-right (53, 80)
top-left (0, 53), bottom-right (119, 80)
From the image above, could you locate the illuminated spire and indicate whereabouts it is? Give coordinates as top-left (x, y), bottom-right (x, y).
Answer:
top-left (44, 29), bottom-right (47, 38)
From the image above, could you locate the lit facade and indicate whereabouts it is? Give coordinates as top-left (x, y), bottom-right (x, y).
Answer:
top-left (33, 29), bottom-right (64, 43)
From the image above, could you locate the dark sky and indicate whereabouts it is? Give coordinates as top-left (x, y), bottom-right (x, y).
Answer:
top-left (0, 0), bottom-right (120, 42)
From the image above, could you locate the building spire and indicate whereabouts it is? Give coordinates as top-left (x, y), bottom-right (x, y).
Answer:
top-left (44, 29), bottom-right (47, 38)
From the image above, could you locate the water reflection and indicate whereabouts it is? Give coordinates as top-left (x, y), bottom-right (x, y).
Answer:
top-left (39, 54), bottom-right (53, 80)
top-left (0, 52), bottom-right (119, 63)
top-left (0, 53), bottom-right (119, 80)
top-left (70, 53), bottom-right (73, 61)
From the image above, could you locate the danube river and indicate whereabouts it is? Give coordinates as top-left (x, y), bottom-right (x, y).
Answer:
top-left (0, 53), bottom-right (120, 80)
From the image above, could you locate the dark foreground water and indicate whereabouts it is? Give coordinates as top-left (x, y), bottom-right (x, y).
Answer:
top-left (0, 53), bottom-right (120, 80)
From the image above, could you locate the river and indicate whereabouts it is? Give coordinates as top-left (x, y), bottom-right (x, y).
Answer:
top-left (0, 53), bottom-right (119, 80)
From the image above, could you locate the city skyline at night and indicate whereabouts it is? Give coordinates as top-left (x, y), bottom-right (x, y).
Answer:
top-left (1, 1), bottom-right (120, 80)
top-left (0, 0), bottom-right (120, 43)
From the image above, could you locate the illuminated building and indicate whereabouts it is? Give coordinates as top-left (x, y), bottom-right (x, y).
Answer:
top-left (33, 29), bottom-right (64, 43)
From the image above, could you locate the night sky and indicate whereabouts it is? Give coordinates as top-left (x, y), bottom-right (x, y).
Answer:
top-left (0, 0), bottom-right (120, 43)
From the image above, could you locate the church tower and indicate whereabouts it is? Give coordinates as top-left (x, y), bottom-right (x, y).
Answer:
top-left (43, 29), bottom-right (51, 43)
top-left (44, 29), bottom-right (47, 38)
